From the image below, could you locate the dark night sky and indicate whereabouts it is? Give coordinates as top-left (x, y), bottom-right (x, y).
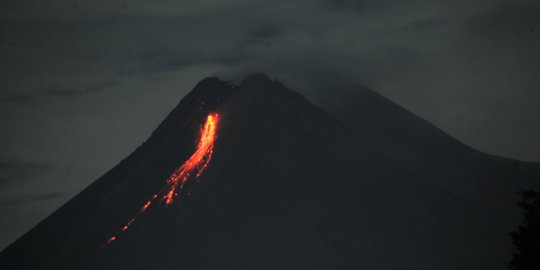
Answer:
top-left (1, 0), bottom-right (539, 250)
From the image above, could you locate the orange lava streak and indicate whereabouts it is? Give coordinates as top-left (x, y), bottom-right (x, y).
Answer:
top-left (103, 113), bottom-right (219, 247)
top-left (163, 113), bottom-right (218, 204)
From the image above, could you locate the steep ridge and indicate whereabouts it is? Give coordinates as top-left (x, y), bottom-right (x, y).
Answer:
top-left (0, 77), bottom-right (236, 269)
top-left (314, 81), bottom-right (540, 209)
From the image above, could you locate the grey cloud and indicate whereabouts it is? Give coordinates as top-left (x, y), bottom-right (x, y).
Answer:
top-left (0, 160), bottom-right (51, 186)
top-left (0, 192), bottom-right (63, 206)
top-left (325, 0), bottom-right (367, 12)
top-left (250, 25), bottom-right (281, 39)
top-left (406, 18), bottom-right (448, 31)
top-left (0, 83), bottom-right (113, 104)
top-left (463, 2), bottom-right (540, 41)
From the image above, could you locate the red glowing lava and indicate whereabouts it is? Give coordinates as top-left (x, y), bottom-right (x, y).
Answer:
top-left (104, 113), bottom-right (219, 247)
top-left (163, 113), bottom-right (218, 204)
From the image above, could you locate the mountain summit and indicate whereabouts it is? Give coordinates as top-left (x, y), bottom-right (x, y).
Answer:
top-left (1, 73), bottom-right (538, 270)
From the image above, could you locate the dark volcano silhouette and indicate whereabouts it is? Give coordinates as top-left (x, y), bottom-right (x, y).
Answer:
top-left (1, 73), bottom-right (538, 270)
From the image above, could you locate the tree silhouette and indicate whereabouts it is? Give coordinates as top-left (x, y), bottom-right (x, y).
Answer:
top-left (509, 190), bottom-right (540, 270)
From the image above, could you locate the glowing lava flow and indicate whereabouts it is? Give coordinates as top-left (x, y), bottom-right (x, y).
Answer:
top-left (104, 113), bottom-right (219, 246)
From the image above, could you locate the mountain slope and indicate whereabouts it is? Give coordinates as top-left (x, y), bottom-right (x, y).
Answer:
top-left (314, 80), bottom-right (539, 208)
top-left (0, 73), bottom-right (538, 270)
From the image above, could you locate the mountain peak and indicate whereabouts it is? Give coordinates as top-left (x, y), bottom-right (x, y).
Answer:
top-left (239, 72), bottom-right (274, 88)
top-left (1, 73), bottom-right (538, 270)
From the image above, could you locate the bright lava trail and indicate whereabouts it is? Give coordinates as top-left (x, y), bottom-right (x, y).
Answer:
top-left (104, 113), bottom-right (219, 247)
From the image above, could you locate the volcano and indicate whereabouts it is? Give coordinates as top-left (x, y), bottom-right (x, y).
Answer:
top-left (1, 73), bottom-right (539, 270)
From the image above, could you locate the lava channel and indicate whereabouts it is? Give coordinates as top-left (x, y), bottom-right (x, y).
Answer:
top-left (104, 113), bottom-right (219, 247)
